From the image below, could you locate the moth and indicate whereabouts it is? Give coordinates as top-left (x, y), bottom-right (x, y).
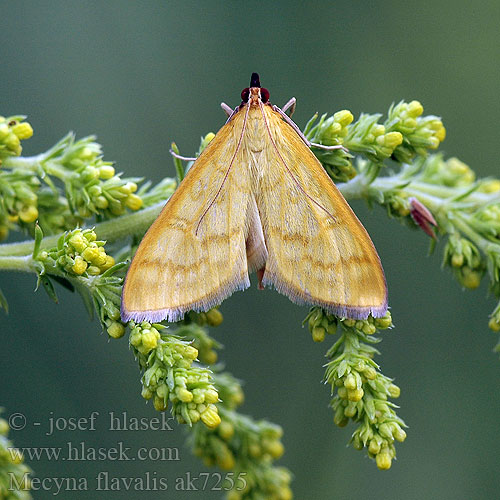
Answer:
top-left (121, 73), bottom-right (387, 323)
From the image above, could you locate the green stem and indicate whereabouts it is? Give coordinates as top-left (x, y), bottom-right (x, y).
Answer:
top-left (0, 201), bottom-right (164, 257)
top-left (2, 154), bottom-right (45, 170)
top-left (0, 255), bottom-right (33, 272)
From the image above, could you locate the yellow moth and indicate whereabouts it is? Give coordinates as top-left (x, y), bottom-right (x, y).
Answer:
top-left (121, 73), bottom-right (387, 323)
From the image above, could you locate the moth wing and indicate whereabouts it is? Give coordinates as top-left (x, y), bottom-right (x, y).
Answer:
top-left (122, 112), bottom-right (252, 323)
top-left (257, 106), bottom-right (387, 319)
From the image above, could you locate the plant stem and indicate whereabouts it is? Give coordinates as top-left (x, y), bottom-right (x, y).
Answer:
top-left (0, 255), bottom-right (33, 272)
top-left (0, 201), bottom-right (164, 257)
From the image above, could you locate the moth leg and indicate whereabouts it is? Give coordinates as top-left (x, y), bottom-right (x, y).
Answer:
top-left (256, 267), bottom-right (265, 290)
top-left (169, 149), bottom-right (197, 162)
top-left (282, 97), bottom-right (296, 117)
top-left (273, 104), bottom-right (349, 154)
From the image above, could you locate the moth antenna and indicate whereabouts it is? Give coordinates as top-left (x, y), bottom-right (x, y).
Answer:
top-left (169, 149), bottom-right (197, 162)
top-left (310, 142), bottom-right (349, 154)
top-left (272, 104), bottom-right (349, 154)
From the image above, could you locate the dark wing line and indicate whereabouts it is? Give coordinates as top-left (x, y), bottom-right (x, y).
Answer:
top-left (195, 102), bottom-right (251, 235)
top-left (258, 101), bottom-right (337, 224)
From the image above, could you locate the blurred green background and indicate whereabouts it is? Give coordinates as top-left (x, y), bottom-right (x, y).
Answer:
top-left (2, 1), bottom-right (500, 499)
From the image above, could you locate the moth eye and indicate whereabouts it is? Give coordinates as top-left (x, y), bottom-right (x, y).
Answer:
top-left (241, 88), bottom-right (250, 102)
top-left (260, 88), bottom-right (270, 103)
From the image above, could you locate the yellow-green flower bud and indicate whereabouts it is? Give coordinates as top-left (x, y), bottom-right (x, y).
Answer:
top-left (82, 166), bottom-right (100, 182)
top-left (98, 165), bottom-right (115, 179)
top-left (86, 265), bottom-right (101, 275)
top-left (0, 123), bottom-right (9, 140)
top-left (188, 409), bottom-right (201, 423)
top-left (107, 321), bottom-right (125, 339)
top-left (407, 100), bottom-right (424, 118)
top-left (216, 447), bottom-right (235, 470)
top-left (263, 438), bottom-right (285, 459)
top-left (0, 418), bottom-right (9, 435)
top-left (100, 255), bottom-right (115, 271)
top-left (446, 157), bottom-right (474, 183)
top-left (153, 395), bottom-right (167, 411)
top-left (19, 205), bottom-right (38, 223)
top-left (69, 232), bottom-right (88, 253)
top-left (177, 387), bottom-right (193, 403)
top-left (0, 225), bottom-right (9, 240)
top-left (451, 253), bottom-right (464, 268)
top-left (204, 388), bottom-right (219, 404)
top-left (388, 383), bottom-right (401, 398)
top-left (334, 109), bottom-right (354, 128)
top-left (368, 438), bottom-right (381, 455)
top-left (218, 420), bottom-right (234, 441)
top-left (381, 131), bottom-right (403, 149)
top-left (71, 256), bottom-right (88, 275)
top-left (12, 122), bottom-right (33, 140)
top-left (344, 373), bottom-right (357, 390)
top-left (337, 386), bottom-right (348, 400)
top-left (199, 132), bottom-right (216, 153)
top-left (125, 193), bottom-right (143, 211)
top-left (312, 325), bottom-right (326, 342)
top-left (376, 449), bottom-right (392, 470)
top-left (347, 388), bottom-right (364, 402)
top-left (141, 386), bottom-right (153, 400)
top-left (5, 133), bottom-right (21, 153)
top-left (393, 425), bottom-right (407, 442)
top-left (363, 366), bottom-right (377, 380)
top-left (479, 179), bottom-right (500, 193)
top-left (362, 322), bottom-right (377, 335)
top-left (141, 328), bottom-right (160, 351)
top-left (460, 266), bottom-right (481, 289)
top-left (488, 316), bottom-right (500, 332)
top-left (84, 230), bottom-right (97, 242)
top-left (200, 406), bottom-right (221, 428)
top-left (203, 349), bottom-right (218, 364)
top-left (95, 195), bottom-right (109, 209)
top-left (344, 403), bottom-right (357, 418)
top-left (206, 308), bottom-right (223, 326)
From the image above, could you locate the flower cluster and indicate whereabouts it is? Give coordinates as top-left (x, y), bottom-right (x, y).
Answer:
top-left (1, 134), bottom-right (146, 236)
top-left (443, 233), bottom-right (485, 289)
top-left (132, 321), bottom-right (221, 429)
top-left (346, 113), bottom-right (404, 162)
top-left (0, 170), bottom-right (41, 240)
top-left (38, 228), bottom-right (115, 277)
top-left (385, 100), bottom-right (446, 162)
top-left (191, 372), bottom-right (292, 500)
top-left (175, 322), bottom-right (222, 365)
top-left (32, 226), bottom-right (126, 336)
top-left (304, 110), bottom-right (355, 182)
top-left (0, 415), bottom-right (32, 499)
top-left (0, 115), bottom-right (33, 160)
top-left (306, 307), bottom-right (404, 469)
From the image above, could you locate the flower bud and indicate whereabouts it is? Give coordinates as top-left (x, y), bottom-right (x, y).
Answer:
top-left (12, 122), bottom-right (33, 140)
top-left (107, 321), bottom-right (125, 339)
top-left (333, 109), bottom-right (354, 128)
top-left (200, 406), bottom-right (221, 428)
top-left (19, 205), bottom-right (38, 223)
top-left (98, 165), bottom-right (116, 179)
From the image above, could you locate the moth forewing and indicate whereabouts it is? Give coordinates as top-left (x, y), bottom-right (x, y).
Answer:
top-left (121, 108), bottom-right (253, 323)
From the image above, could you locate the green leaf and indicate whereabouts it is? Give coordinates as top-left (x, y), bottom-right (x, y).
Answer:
top-left (0, 287), bottom-right (9, 313)
top-left (32, 223), bottom-right (44, 259)
top-left (37, 275), bottom-right (58, 303)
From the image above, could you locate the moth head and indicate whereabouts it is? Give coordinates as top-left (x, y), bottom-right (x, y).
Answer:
top-left (241, 72), bottom-right (270, 105)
